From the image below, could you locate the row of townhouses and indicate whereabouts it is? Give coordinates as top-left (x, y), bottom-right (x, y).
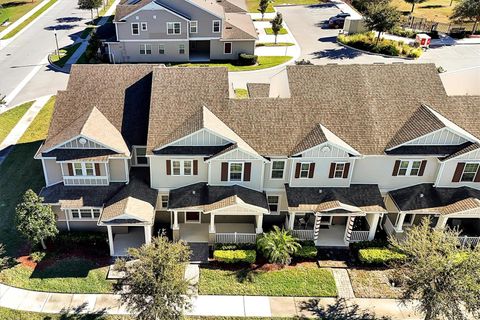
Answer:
top-left (36, 63), bottom-right (480, 256)
top-left (106, 0), bottom-right (257, 63)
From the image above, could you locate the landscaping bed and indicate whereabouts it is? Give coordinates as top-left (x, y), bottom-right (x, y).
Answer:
top-left (264, 27), bottom-right (288, 35)
top-left (199, 262), bottom-right (337, 296)
top-left (348, 268), bottom-right (402, 299)
top-left (256, 42), bottom-right (294, 47)
top-left (246, 0), bottom-right (324, 13)
top-left (338, 32), bottom-right (423, 58)
top-left (49, 43), bottom-right (81, 68)
top-left (0, 101), bottom-right (34, 144)
top-left (173, 56), bottom-right (292, 72)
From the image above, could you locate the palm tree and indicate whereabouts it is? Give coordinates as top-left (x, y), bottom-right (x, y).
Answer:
top-left (256, 226), bottom-right (301, 265)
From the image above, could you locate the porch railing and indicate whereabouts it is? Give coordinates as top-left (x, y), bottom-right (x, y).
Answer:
top-left (349, 231), bottom-right (369, 242)
top-left (291, 229), bottom-right (315, 240)
top-left (383, 215), bottom-right (396, 236)
top-left (215, 232), bottom-right (257, 244)
top-left (63, 176), bottom-right (109, 186)
top-left (458, 236), bottom-right (480, 247)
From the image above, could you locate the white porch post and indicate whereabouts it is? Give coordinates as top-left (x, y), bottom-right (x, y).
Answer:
top-left (395, 212), bottom-right (406, 232)
top-left (256, 214), bottom-right (264, 234)
top-left (173, 210), bottom-right (179, 230)
top-left (144, 225), bottom-right (152, 245)
top-left (288, 212), bottom-right (295, 230)
top-left (209, 214), bottom-right (215, 233)
top-left (368, 214), bottom-right (380, 241)
top-left (435, 215), bottom-right (448, 229)
top-left (344, 216), bottom-right (355, 243)
top-left (107, 225), bottom-right (114, 256)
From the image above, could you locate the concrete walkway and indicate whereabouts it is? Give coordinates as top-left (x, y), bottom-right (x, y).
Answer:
top-left (332, 268), bottom-right (355, 299)
top-left (0, 282), bottom-right (425, 318)
top-left (0, 95), bottom-right (52, 150)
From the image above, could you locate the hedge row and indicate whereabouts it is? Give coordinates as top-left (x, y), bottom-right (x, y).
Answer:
top-left (294, 246), bottom-right (318, 259)
top-left (213, 250), bottom-right (256, 264)
top-left (358, 247), bottom-right (407, 265)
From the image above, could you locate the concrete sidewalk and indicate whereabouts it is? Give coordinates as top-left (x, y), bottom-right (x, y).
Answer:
top-left (0, 282), bottom-right (425, 318)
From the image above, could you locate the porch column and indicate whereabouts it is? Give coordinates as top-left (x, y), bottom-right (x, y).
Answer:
top-left (288, 212), bottom-right (295, 230)
top-left (209, 214), bottom-right (216, 233)
top-left (255, 214), bottom-right (264, 234)
top-left (395, 212), bottom-right (406, 232)
top-left (344, 216), bottom-right (355, 243)
top-left (435, 215), bottom-right (448, 229)
top-left (144, 225), bottom-right (152, 245)
top-left (368, 214), bottom-right (381, 241)
top-left (107, 225), bottom-right (114, 256)
top-left (173, 210), bottom-right (179, 230)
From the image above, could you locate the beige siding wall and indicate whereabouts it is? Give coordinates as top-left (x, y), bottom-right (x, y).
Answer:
top-left (263, 159), bottom-right (291, 190)
top-left (436, 160), bottom-right (480, 190)
top-left (149, 156), bottom-right (208, 189)
top-left (209, 159), bottom-right (263, 191)
top-left (210, 40), bottom-right (255, 60)
top-left (44, 159), bottom-right (63, 186)
top-left (109, 159), bottom-right (127, 182)
top-left (288, 158), bottom-right (353, 188)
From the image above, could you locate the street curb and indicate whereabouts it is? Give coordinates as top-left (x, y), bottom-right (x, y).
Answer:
top-left (47, 53), bottom-right (69, 73)
top-left (336, 40), bottom-right (418, 60)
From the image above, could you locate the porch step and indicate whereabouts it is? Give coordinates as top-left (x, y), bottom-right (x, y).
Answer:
top-left (188, 243), bottom-right (209, 264)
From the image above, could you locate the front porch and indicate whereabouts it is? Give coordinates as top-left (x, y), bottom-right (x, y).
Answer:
top-left (109, 226), bottom-right (150, 256)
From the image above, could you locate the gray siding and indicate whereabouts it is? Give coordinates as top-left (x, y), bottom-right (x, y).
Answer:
top-left (109, 159), bottom-right (128, 182)
top-left (210, 40), bottom-right (255, 60)
top-left (43, 159), bottom-right (63, 186)
top-left (109, 40), bottom-right (189, 63)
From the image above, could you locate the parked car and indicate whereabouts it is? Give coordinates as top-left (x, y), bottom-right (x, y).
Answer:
top-left (328, 13), bottom-right (350, 29)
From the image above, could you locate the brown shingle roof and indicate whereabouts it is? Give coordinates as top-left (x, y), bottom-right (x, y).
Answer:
top-left (223, 13), bottom-right (257, 40)
top-left (442, 143), bottom-right (480, 161)
top-left (216, 0), bottom-right (247, 12)
top-left (189, 0), bottom-right (225, 18)
top-left (246, 83), bottom-right (270, 98)
top-left (114, 0), bottom-right (152, 22)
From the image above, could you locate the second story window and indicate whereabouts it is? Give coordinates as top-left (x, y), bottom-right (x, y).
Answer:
top-left (213, 20), bottom-right (221, 33)
top-left (334, 163), bottom-right (346, 178)
top-left (229, 162), bottom-right (243, 181)
top-left (167, 22), bottom-right (181, 35)
top-left (72, 163), bottom-right (96, 176)
top-left (267, 195), bottom-right (279, 213)
top-left (461, 163), bottom-right (480, 182)
top-left (172, 160), bottom-right (193, 176)
top-left (271, 160), bottom-right (285, 179)
top-left (70, 208), bottom-right (101, 220)
top-left (131, 23), bottom-right (139, 35)
top-left (190, 21), bottom-right (198, 33)
top-left (294, 162), bottom-right (315, 179)
top-left (395, 160), bottom-right (424, 176)
top-left (141, 22), bottom-right (147, 31)
top-left (161, 195), bottom-right (169, 209)
top-left (300, 163), bottom-right (311, 178)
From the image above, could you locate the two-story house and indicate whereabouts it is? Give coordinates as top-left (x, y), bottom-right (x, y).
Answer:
top-left (36, 63), bottom-right (480, 256)
top-left (106, 0), bottom-right (257, 63)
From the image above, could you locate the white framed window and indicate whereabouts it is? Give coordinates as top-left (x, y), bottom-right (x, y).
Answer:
top-left (133, 146), bottom-right (148, 166)
top-left (141, 22), bottom-right (148, 31)
top-left (72, 162), bottom-right (97, 176)
top-left (333, 162), bottom-right (346, 179)
top-left (131, 23), bottom-right (139, 35)
top-left (185, 211), bottom-right (201, 223)
top-left (159, 44), bottom-right (165, 54)
top-left (461, 163), bottom-right (480, 182)
top-left (397, 160), bottom-right (422, 176)
top-left (271, 160), bottom-right (285, 179)
top-left (190, 21), bottom-right (198, 33)
top-left (299, 163), bottom-right (311, 179)
top-left (267, 195), bottom-right (279, 213)
top-left (179, 44), bottom-right (185, 54)
top-left (229, 162), bottom-right (243, 181)
top-left (167, 22), bottom-right (181, 35)
top-left (212, 20), bottom-right (221, 33)
top-left (224, 42), bottom-right (232, 54)
top-left (161, 195), bottom-right (169, 209)
top-left (172, 160), bottom-right (193, 176)
top-left (140, 44), bottom-right (152, 55)
top-left (70, 208), bottom-right (101, 220)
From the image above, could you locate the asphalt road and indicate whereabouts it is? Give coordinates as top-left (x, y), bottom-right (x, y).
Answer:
top-left (0, 0), bottom-right (91, 107)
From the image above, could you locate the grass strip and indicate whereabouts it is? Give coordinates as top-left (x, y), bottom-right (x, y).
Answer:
top-left (0, 101), bottom-right (34, 144)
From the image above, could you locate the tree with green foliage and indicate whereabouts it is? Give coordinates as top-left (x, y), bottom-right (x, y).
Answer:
top-left (85, 31), bottom-right (101, 62)
top-left (258, 0), bottom-right (270, 20)
top-left (16, 190), bottom-right (58, 250)
top-left (403, 0), bottom-right (427, 14)
top-left (257, 226), bottom-right (301, 265)
top-left (114, 235), bottom-right (192, 320)
top-left (363, 2), bottom-right (400, 45)
top-left (0, 244), bottom-right (8, 271)
top-left (78, 0), bottom-right (102, 20)
top-left (452, 0), bottom-right (480, 33)
top-left (389, 218), bottom-right (480, 320)
top-left (270, 12), bottom-right (283, 44)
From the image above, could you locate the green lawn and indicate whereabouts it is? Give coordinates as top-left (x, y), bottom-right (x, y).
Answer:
top-left (18, 95), bottom-right (55, 144)
top-left (0, 0), bottom-right (44, 32)
top-left (0, 101), bottom-right (34, 144)
top-left (247, 0), bottom-right (323, 13)
top-left (174, 56), bottom-right (292, 72)
top-left (265, 27), bottom-right (288, 35)
top-left (2, 0), bottom-right (58, 39)
top-left (0, 258), bottom-right (112, 293)
top-left (256, 42), bottom-right (295, 47)
top-left (49, 43), bottom-right (81, 68)
top-left (234, 88), bottom-right (249, 99)
top-left (391, 0), bottom-right (458, 23)
top-left (199, 263), bottom-right (337, 296)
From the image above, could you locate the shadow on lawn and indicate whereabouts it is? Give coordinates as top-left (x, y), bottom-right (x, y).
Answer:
top-left (0, 1), bottom-right (29, 8)
top-left (43, 302), bottom-right (108, 319)
top-left (297, 298), bottom-right (392, 320)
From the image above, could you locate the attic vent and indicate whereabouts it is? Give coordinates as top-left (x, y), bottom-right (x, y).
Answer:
top-left (226, 26), bottom-right (232, 29)
top-left (79, 138), bottom-right (87, 145)
top-left (321, 146), bottom-right (331, 153)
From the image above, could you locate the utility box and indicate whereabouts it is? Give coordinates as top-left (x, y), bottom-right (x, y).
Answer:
top-left (415, 33), bottom-right (431, 48)
top-left (343, 17), bottom-right (366, 34)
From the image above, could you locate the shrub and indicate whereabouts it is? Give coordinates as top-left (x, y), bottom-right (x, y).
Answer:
top-left (294, 246), bottom-right (318, 259)
top-left (30, 251), bottom-right (46, 263)
top-left (213, 243), bottom-right (256, 250)
top-left (257, 226), bottom-right (301, 265)
top-left (295, 59), bottom-right (313, 65)
top-left (238, 53), bottom-right (258, 66)
top-left (213, 250), bottom-right (256, 264)
top-left (389, 27), bottom-right (416, 39)
top-left (358, 247), bottom-right (406, 265)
